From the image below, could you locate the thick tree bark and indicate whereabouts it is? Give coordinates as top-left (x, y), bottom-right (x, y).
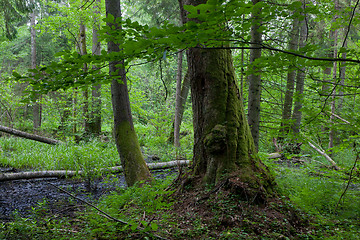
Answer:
top-left (180, 0), bottom-right (274, 197)
top-left (247, 0), bottom-right (263, 150)
top-left (106, 0), bottom-right (151, 186)
top-left (0, 125), bottom-right (61, 145)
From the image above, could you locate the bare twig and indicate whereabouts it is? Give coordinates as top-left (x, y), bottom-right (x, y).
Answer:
top-left (341, 0), bottom-right (360, 48)
top-left (334, 148), bottom-right (359, 212)
top-left (47, 183), bottom-right (169, 240)
top-left (47, 182), bottom-right (127, 224)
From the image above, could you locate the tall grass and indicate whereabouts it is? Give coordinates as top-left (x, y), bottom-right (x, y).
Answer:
top-left (0, 137), bottom-right (119, 171)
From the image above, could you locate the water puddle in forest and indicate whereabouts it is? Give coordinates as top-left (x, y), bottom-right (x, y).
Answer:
top-left (0, 168), bottom-right (176, 220)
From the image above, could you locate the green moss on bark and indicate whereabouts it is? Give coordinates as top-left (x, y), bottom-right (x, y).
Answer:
top-left (189, 47), bottom-right (274, 196)
top-left (115, 121), bottom-right (151, 186)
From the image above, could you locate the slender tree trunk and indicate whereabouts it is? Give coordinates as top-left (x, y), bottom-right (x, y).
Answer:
top-left (280, 17), bottom-right (300, 136)
top-left (247, 0), bottom-right (263, 150)
top-left (180, 0), bottom-right (274, 197)
top-left (338, 0), bottom-right (349, 114)
top-left (89, 0), bottom-right (102, 136)
top-left (338, 47), bottom-right (346, 111)
top-left (329, 0), bottom-right (339, 152)
top-left (174, 51), bottom-right (183, 148)
top-left (106, 0), bottom-right (151, 186)
top-left (31, 4), bottom-right (41, 131)
top-left (168, 70), bottom-right (190, 145)
top-left (292, 17), bottom-right (307, 134)
top-left (79, 13), bottom-right (90, 137)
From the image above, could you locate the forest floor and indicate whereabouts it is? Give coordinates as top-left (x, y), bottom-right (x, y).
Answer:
top-left (0, 156), bottom-right (359, 239)
top-left (0, 167), bottom-right (174, 220)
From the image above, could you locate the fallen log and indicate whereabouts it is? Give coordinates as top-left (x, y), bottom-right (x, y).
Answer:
top-left (308, 142), bottom-right (339, 170)
top-left (0, 160), bottom-right (190, 181)
top-left (0, 125), bottom-right (61, 145)
top-left (268, 152), bottom-right (282, 159)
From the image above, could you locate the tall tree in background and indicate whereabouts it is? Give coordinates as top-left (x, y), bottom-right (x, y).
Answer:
top-left (328, 0), bottom-right (339, 153)
top-left (78, 3), bottom-right (90, 137)
top-left (0, 0), bottom-right (30, 39)
top-left (88, 0), bottom-right (102, 136)
top-left (179, 0), bottom-right (274, 195)
top-left (106, 0), bottom-right (151, 186)
top-left (174, 50), bottom-right (184, 148)
top-left (168, 69), bottom-right (190, 146)
top-left (247, 0), bottom-right (263, 150)
top-left (280, 17), bottom-right (300, 136)
top-left (291, 16), bottom-right (307, 134)
top-left (30, 0), bottom-right (42, 130)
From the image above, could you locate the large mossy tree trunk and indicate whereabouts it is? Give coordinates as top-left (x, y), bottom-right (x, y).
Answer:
top-left (106, 0), bottom-right (151, 186)
top-left (180, 0), bottom-right (274, 198)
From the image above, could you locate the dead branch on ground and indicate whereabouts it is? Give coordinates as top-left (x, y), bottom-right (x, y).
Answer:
top-left (0, 160), bottom-right (190, 181)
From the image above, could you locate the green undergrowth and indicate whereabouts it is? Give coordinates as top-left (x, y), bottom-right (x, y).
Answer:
top-left (261, 148), bottom-right (360, 239)
top-left (0, 137), bottom-right (119, 171)
top-left (86, 176), bottom-right (176, 239)
top-left (0, 176), bottom-right (177, 240)
top-left (1, 138), bottom-right (359, 239)
top-left (0, 136), bottom-right (190, 172)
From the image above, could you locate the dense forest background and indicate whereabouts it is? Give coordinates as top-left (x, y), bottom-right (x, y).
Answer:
top-left (0, 0), bottom-right (360, 239)
top-left (2, 0), bottom-right (360, 156)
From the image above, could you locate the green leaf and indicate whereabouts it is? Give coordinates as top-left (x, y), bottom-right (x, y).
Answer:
top-left (130, 223), bottom-right (138, 231)
top-left (104, 14), bottom-right (115, 23)
top-left (12, 71), bottom-right (22, 78)
top-left (151, 223), bottom-right (159, 231)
